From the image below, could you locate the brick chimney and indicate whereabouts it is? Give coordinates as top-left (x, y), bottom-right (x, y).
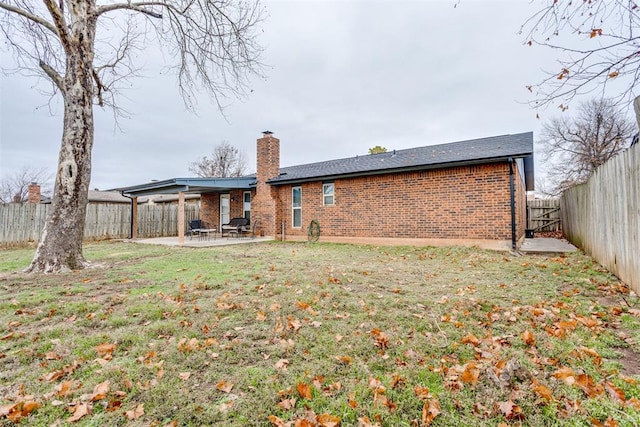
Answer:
top-left (27, 183), bottom-right (41, 204)
top-left (252, 131), bottom-right (280, 236)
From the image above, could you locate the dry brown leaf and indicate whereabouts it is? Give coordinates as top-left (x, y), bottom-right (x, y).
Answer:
top-left (553, 367), bottom-right (576, 385)
top-left (278, 397), bottom-right (297, 410)
top-left (421, 398), bottom-right (441, 426)
top-left (90, 380), bottom-right (110, 402)
top-left (317, 413), bottom-right (341, 427)
top-left (521, 330), bottom-right (536, 346)
top-left (268, 415), bottom-right (287, 426)
top-left (21, 401), bottom-right (41, 416)
top-left (216, 380), bottom-right (234, 393)
top-left (179, 372), bottom-right (191, 381)
top-left (604, 382), bottom-right (625, 403)
top-left (460, 362), bottom-right (480, 386)
top-left (461, 333), bottom-right (480, 346)
top-left (67, 403), bottom-right (90, 423)
top-left (357, 416), bottom-right (380, 427)
top-left (275, 359), bottom-right (290, 371)
top-left (95, 343), bottom-right (116, 357)
top-left (414, 385), bottom-right (431, 400)
top-left (55, 380), bottom-right (75, 397)
top-left (336, 355), bottom-right (352, 365)
top-left (297, 382), bottom-right (312, 400)
top-left (125, 403), bottom-right (144, 420)
top-left (533, 383), bottom-right (554, 401)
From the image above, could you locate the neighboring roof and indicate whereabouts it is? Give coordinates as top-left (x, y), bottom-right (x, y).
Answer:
top-left (268, 132), bottom-right (534, 188)
top-left (88, 190), bottom-right (131, 203)
top-left (117, 177), bottom-right (255, 197)
top-left (140, 194), bottom-right (201, 204)
top-left (39, 190), bottom-right (130, 204)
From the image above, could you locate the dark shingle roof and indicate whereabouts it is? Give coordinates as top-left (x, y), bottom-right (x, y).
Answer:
top-left (268, 132), bottom-right (533, 184)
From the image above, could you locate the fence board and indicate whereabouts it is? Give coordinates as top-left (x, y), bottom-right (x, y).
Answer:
top-left (561, 144), bottom-right (639, 294)
top-left (0, 202), bottom-right (200, 246)
top-left (527, 199), bottom-right (561, 232)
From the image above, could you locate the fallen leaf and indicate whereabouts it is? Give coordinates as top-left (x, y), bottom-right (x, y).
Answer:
top-left (414, 385), bottom-right (431, 400)
top-left (216, 380), bottom-right (234, 393)
top-left (275, 359), bottom-right (290, 371)
top-left (317, 413), bottom-right (341, 427)
top-left (90, 380), bottom-right (110, 402)
top-left (95, 343), bottom-right (116, 357)
top-left (67, 403), bottom-right (90, 423)
top-left (521, 330), bottom-right (536, 346)
top-left (21, 401), bottom-right (40, 416)
top-left (55, 380), bottom-right (75, 397)
top-left (461, 333), bottom-right (480, 346)
top-left (533, 382), bottom-right (554, 401)
top-left (297, 382), bottom-right (312, 399)
top-left (179, 372), bottom-right (191, 381)
top-left (125, 403), bottom-right (144, 420)
top-left (421, 398), bottom-right (441, 426)
top-left (277, 397), bottom-right (296, 410)
top-left (268, 415), bottom-right (287, 426)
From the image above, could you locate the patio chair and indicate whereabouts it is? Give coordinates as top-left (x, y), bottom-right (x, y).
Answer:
top-left (221, 217), bottom-right (249, 238)
top-left (187, 219), bottom-right (203, 239)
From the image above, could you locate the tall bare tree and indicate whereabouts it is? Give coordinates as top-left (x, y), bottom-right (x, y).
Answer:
top-left (0, 1), bottom-right (264, 272)
top-left (189, 141), bottom-right (247, 178)
top-left (521, 1), bottom-right (639, 110)
top-left (0, 166), bottom-right (53, 203)
top-left (539, 98), bottom-right (634, 195)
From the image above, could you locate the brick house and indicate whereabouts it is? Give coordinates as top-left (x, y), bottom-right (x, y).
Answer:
top-left (120, 131), bottom-right (534, 249)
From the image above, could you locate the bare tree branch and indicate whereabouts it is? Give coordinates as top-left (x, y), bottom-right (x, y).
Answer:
top-left (521, 1), bottom-right (640, 110)
top-left (0, 1), bottom-right (57, 34)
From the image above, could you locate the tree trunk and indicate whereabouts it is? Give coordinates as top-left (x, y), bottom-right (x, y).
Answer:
top-left (26, 1), bottom-right (97, 273)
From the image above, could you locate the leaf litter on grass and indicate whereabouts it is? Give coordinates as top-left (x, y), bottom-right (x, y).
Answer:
top-left (0, 241), bottom-right (638, 426)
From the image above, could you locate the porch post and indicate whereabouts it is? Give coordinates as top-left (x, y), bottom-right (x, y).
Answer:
top-left (178, 192), bottom-right (185, 245)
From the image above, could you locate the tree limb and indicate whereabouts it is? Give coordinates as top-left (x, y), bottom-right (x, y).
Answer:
top-left (42, 0), bottom-right (70, 52)
top-left (0, 1), bottom-right (58, 35)
top-left (39, 60), bottom-right (64, 92)
top-left (96, 2), bottom-right (164, 18)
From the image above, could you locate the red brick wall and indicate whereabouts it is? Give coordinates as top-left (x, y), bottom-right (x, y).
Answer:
top-left (200, 190), bottom-right (256, 228)
top-left (273, 162), bottom-right (526, 241)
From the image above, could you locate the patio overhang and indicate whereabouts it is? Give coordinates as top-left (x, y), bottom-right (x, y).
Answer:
top-left (115, 177), bottom-right (256, 197)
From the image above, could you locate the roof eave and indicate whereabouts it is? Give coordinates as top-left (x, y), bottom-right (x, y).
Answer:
top-left (267, 154), bottom-right (532, 185)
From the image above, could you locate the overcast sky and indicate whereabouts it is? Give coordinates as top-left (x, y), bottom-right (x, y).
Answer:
top-left (1, 1), bottom-right (578, 191)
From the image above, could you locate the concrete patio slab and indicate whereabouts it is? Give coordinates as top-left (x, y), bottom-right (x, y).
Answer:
top-left (127, 236), bottom-right (274, 248)
top-left (519, 237), bottom-right (578, 255)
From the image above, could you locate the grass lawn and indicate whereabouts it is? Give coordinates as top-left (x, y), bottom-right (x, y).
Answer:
top-left (0, 241), bottom-right (639, 426)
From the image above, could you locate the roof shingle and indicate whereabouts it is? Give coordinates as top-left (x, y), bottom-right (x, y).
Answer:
top-left (268, 132), bottom-right (533, 184)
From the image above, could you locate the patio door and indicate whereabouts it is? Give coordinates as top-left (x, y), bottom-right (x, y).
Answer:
top-left (220, 194), bottom-right (230, 226)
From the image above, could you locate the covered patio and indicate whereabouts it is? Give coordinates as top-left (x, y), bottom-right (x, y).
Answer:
top-left (116, 177), bottom-right (256, 244)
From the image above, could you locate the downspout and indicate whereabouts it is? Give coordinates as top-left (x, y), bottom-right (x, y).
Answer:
top-left (120, 191), bottom-right (135, 239)
top-left (508, 158), bottom-right (516, 250)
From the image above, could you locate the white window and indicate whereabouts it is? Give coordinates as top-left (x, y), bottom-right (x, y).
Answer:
top-left (323, 183), bottom-right (334, 205)
top-left (243, 191), bottom-right (251, 222)
top-left (292, 186), bottom-right (302, 228)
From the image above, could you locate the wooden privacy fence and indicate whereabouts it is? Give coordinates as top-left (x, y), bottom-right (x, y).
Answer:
top-left (0, 203), bottom-right (200, 245)
top-left (561, 144), bottom-right (639, 294)
top-left (527, 199), bottom-right (561, 232)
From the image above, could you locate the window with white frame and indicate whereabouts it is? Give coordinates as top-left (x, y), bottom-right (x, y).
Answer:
top-left (323, 182), bottom-right (334, 205)
top-left (243, 191), bottom-right (251, 222)
top-left (292, 186), bottom-right (302, 228)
